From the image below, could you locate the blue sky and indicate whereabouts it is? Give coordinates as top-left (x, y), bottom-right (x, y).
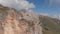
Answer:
top-left (27, 0), bottom-right (60, 15)
top-left (0, 0), bottom-right (60, 18)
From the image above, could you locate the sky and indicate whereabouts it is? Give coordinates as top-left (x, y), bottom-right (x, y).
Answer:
top-left (27, 0), bottom-right (60, 15)
top-left (0, 0), bottom-right (60, 19)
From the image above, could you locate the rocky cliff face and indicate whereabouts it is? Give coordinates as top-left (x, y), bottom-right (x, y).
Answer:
top-left (0, 5), bottom-right (42, 34)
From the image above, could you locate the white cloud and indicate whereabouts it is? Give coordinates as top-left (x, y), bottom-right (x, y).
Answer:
top-left (40, 13), bottom-right (60, 19)
top-left (54, 0), bottom-right (60, 3)
top-left (44, 0), bottom-right (60, 7)
top-left (40, 13), bottom-right (49, 16)
top-left (48, 0), bottom-right (60, 3)
top-left (50, 15), bottom-right (60, 20)
top-left (0, 0), bottom-right (35, 10)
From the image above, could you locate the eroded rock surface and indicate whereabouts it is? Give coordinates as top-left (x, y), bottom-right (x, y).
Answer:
top-left (0, 5), bottom-right (43, 34)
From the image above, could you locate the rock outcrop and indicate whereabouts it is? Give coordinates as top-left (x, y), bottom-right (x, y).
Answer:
top-left (0, 5), bottom-right (43, 34)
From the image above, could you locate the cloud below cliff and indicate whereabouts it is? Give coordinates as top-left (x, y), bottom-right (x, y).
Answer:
top-left (0, 0), bottom-right (35, 10)
top-left (40, 13), bottom-right (60, 19)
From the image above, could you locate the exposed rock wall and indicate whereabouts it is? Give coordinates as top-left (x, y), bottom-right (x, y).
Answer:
top-left (0, 5), bottom-right (43, 34)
